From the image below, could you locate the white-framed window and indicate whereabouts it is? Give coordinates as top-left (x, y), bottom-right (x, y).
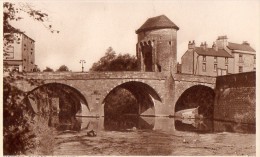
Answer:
top-left (202, 56), bottom-right (206, 62)
top-left (225, 57), bottom-right (228, 64)
top-left (202, 63), bottom-right (206, 72)
top-left (214, 64), bottom-right (217, 72)
top-left (214, 57), bottom-right (217, 63)
top-left (239, 54), bottom-right (243, 62)
top-left (225, 65), bottom-right (228, 73)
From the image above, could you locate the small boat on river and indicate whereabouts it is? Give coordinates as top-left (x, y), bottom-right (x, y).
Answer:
top-left (175, 106), bottom-right (201, 119)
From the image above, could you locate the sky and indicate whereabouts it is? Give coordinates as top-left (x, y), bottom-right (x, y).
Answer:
top-left (6, 0), bottom-right (260, 72)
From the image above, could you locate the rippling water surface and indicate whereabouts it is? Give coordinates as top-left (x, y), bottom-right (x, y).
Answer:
top-left (39, 116), bottom-right (256, 156)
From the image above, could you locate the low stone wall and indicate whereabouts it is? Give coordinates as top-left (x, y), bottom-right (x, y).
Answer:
top-left (214, 72), bottom-right (255, 124)
top-left (24, 71), bottom-right (167, 80)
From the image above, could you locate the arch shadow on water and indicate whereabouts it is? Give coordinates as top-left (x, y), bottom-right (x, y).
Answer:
top-left (102, 81), bottom-right (161, 131)
top-left (174, 85), bottom-right (255, 134)
top-left (27, 83), bottom-right (89, 132)
top-left (175, 85), bottom-right (215, 119)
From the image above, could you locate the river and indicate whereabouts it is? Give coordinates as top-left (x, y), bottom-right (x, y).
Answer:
top-left (31, 115), bottom-right (256, 156)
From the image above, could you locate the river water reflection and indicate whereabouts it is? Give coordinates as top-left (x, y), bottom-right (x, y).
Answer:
top-left (43, 115), bottom-right (255, 155)
top-left (49, 115), bottom-right (255, 134)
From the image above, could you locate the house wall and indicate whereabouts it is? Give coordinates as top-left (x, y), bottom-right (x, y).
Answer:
top-left (233, 52), bottom-right (255, 73)
top-left (194, 55), bottom-right (233, 76)
top-left (181, 50), bottom-right (194, 74)
top-left (3, 33), bottom-right (23, 60)
top-left (3, 33), bottom-right (35, 72)
top-left (21, 34), bottom-right (35, 72)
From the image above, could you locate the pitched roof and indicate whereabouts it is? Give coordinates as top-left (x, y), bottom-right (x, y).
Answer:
top-left (227, 42), bottom-right (256, 52)
top-left (194, 47), bottom-right (233, 58)
top-left (136, 15), bottom-right (179, 33)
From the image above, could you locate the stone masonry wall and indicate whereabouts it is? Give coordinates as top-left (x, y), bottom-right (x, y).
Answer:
top-left (15, 72), bottom-right (217, 117)
top-left (214, 72), bottom-right (255, 124)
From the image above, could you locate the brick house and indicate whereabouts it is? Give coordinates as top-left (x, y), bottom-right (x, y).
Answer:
top-left (181, 36), bottom-right (256, 76)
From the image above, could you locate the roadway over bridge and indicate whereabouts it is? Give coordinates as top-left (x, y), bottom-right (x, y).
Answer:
top-left (14, 71), bottom-right (216, 117)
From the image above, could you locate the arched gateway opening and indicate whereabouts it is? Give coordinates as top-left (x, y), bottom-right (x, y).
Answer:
top-left (175, 85), bottom-right (215, 119)
top-left (27, 83), bottom-right (89, 131)
top-left (102, 81), bottom-right (161, 130)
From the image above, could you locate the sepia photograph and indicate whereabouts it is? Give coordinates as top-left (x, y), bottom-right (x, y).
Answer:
top-left (2, 0), bottom-right (259, 156)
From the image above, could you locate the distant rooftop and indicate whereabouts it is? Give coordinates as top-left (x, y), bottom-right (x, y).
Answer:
top-left (227, 42), bottom-right (255, 52)
top-left (194, 47), bottom-right (233, 58)
top-left (136, 15), bottom-right (179, 33)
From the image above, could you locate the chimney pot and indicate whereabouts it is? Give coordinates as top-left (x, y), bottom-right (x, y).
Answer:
top-left (188, 40), bottom-right (195, 49)
top-left (243, 41), bottom-right (249, 45)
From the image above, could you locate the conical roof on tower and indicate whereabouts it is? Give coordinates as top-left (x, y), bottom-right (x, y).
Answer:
top-left (136, 15), bottom-right (179, 34)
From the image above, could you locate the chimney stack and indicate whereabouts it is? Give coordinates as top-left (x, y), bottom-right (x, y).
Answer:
top-left (204, 41), bottom-right (208, 50)
top-left (242, 41), bottom-right (250, 45)
top-left (216, 35), bottom-right (228, 49)
top-left (188, 40), bottom-right (195, 50)
top-left (212, 42), bottom-right (218, 51)
top-left (200, 42), bottom-right (204, 48)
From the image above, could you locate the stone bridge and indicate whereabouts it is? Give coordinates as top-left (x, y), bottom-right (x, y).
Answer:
top-left (13, 72), bottom-right (216, 117)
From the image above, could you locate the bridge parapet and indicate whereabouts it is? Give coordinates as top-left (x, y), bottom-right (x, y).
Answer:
top-left (24, 71), bottom-right (168, 80)
top-left (173, 73), bottom-right (216, 84)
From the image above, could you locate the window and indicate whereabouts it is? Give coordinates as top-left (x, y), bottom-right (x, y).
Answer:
top-left (253, 67), bottom-right (256, 71)
top-left (225, 57), bottom-right (228, 64)
top-left (239, 66), bottom-right (243, 73)
top-left (225, 65), bottom-right (228, 73)
top-left (203, 56), bottom-right (206, 62)
top-left (239, 54), bottom-right (243, 62)
top-left (214, 64), bottom-right (217, 72)
top-left (254, 55), bottom-right (256, 64)
top-left (202, 63), bottom-right (206, 72)
top-left (214, 57), bottom-right (217, 63)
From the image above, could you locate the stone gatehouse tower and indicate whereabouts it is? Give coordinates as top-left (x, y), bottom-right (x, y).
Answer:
top-left (136, 15), bottom-right (179, 73)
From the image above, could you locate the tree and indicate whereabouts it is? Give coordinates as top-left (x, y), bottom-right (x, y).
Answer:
top-left (3, 2), bottom-right (59, 57)
top-left (90, 47), bottom-right (139, 117)
top-left (3, 2), bottom-right (58, 155)
top-left (90, 47), bottom-right (138, 71)
top-left (42, 67), bottom-right (54, 72)
top-left (56, 65), bottom-right (69, 72)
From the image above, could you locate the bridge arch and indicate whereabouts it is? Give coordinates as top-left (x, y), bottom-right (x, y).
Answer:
top-left (175, 85), bottom-right (215, 118)
top-left (27, 83), bottom-right (89, 116)
top-left (101, 81), bottom-right (162, 117)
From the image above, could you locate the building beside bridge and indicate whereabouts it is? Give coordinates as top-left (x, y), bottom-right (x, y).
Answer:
top-left (181, 35), bottom-right (256, 76)
top-left (3, 32), bottom-right (36, 72)
top-left (9, 15), bottom-right (255, 124)
top-left (136, 15), bottom-right (179, 73)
